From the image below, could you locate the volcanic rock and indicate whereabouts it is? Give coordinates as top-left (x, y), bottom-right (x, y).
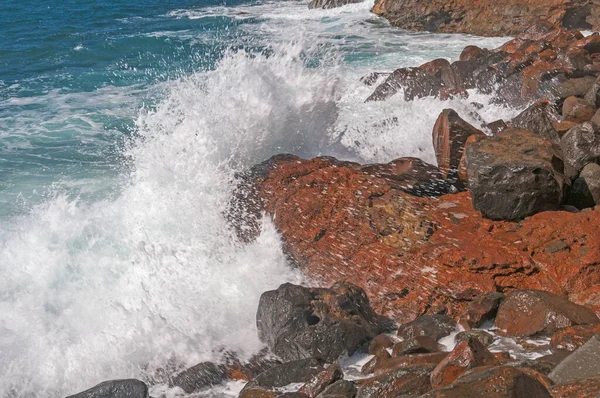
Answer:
top-left (549, 334), bottom-right (600, 384)
top-left (567, 162), bottom-right (600, 208)
top-left (551, 324), bottom-right (600, 352)
top-left (397, 315), bottom-right (458, 342)
top-left (459, 292), bottom-right (504, 328)
top-left (356, 364), bottom-right (435, 397)
top-left (316, 380), bottom-right (357, 397)
top-left (170, 361), bottom-right (225, 393)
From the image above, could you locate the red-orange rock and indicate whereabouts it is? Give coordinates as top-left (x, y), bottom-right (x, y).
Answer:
top-left (356, 364), bottom-right (435, 397)
top-left (550, 324), bottom-right (600, 352)
top-left (495, 290), bottom-right (600, 337)
top-left (562, 96), bottom-right (597, 123)
top-left (372, 353), bottom-right (448, 375)
top-left (430, 338), bottom-right (499, 388)
top-left (370, 1), bottom-right (599, 37)
top-left (241, 155), bottom-right (600, 321)
top-left (367, 334), bottom-right (395, 355)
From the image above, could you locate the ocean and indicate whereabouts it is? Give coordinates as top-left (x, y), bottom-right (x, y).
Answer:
top-left (0, 0), bottom-right (515, 396)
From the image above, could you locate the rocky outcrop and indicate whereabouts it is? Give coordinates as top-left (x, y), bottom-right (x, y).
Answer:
top-left (256, 282), bottom-right (392, 362)
top-left (551, 324), bottom-right (600, 352)
top-left (233, 153), bottom-right (600, 321)
top-left (308, 0), bottom-right (362, 9)
top-left (371, 0), bottom-right (600, 37)
top-left (365, 23), bottom-right (600, 107)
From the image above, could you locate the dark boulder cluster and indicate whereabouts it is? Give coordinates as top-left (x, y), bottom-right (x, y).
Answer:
top-left (365, 23), bottom-right (600, 108)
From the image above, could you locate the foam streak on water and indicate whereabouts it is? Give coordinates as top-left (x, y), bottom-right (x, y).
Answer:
top-left (0, 0), bottom-right (519, 396)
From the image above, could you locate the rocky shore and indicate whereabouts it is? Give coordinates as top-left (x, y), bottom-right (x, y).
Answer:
top-left (65, 16), bottom-right (600, 398)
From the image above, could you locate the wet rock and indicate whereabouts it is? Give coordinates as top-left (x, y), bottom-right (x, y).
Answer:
top-left (495, 290), bottom-right (600, 337)
top-left (65, 379), bottom-right (149, 398)
top-left (460, 46), bottom-right (488, 62)
top-left (551, 324), bottom-right (600, 353)
top-left (397, 315), bottom-right (458, 342)
top-left (170, 361), bottom-right (225, 393)
top-left (360, 72), bottom-right (390, 86)
top-left (391, 336), bottom-right (443, 356)
top-left (356, 364), bottom-right (435, 398)
top-left (562, 96), bottom-right (596, 123)
top-left (548, 376), bottom-right (600, 397)
top-left (551, 75), bottom-right (598, 100)
top-left (459, 292), bottom-right (504, 328)
top-left (256, 282), bottom-right (392, 362)
top-left (536, 350), bottom-right (572, 368)
top-left (359, 157), bottom-right (451, 197)
top-left (362, 349), bottom-right (392, 375)
top-left (455, 330), bottom-right (495, 347)
top-left (549, 334), bottom-right (600, 384)
top-left (510, 101), bottom-right (560, 144)
top-left (420, 366), bottom-right (552, 397)
top-left (316, 380), bottom-right (357, 397)
top-left (367, 334), bottom-right (394, 355)
top-left (567, 162), bottom-right (600, 208)
top-left (465, 128), bottom-right (566, 220)
top-left (240, 358), bottom-right (328, 398)
top-left (483, 120), bottom-right (507, 134)
top-left (559, 122), bottom-right (600, 180)
top-left (584, 75), bottom-right (600, 107)
top-left (308, 0), bottom-right (361, 9)
top-left (299, 364), bottom-right (343, 397)
top-left (370, 353), bottom-right (448, 375)
top-left (431, 337), bottom-right (499, 388)
top-left (432, 109), bottom-right (485, 183)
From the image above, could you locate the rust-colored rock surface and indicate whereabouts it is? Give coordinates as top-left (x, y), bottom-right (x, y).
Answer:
top-left (549, 377), bottom-right (600, 397)
top-left (430, 338), bottom-right (499, 388)
top-left (551, 324), bottom-right (600, 352)
top-left (239, 154), bottom-right (600, 322)
top-left (371, 0), bottom-right (600, 37)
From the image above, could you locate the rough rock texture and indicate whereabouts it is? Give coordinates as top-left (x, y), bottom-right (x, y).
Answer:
top-left (367, 334), bottom-right (395, 355)
top-left (465, 128), bottom-right (566, 221)
top-left (432, 109), bottom-right (485, 183)
top-left (559, 122), bottom-right (600, 180)
top-left (420, 366), bottom-right (552, 397)
top-left (510, 101), bottom-right (561, 145)
top-left (458, 292), bottom-right (504, 328)
top-left (365, 23), bottom-right (600, 106)
top-left (316, 380), bottom-right (357, 397)
top-left (548, 377), bottom-right (600, 397)
top-left (371, 0), bottom-right (600, 37)
top-left (397, 315), bottom-right (458, 342)
top-left (549, 334), bottom-right (600, 384)
top-left (234, 154), bottom-right (600, 321)
top-left (551, 324), bottom-right (600, 352)
top-left (567, 162), bottom-right (600, 208)
top-left (367, 353), bottom-right (449, 376)
top-left (240, 358), bottom-right (328, 398)
top-left (356, 364), bottom-right (435, 397)
top-left (65, 380), bottom-right (149, 398)
top-left (430, 338), bottom-right (500, 388)
top-left (391, 336), bottom-right (443, 356)
top-left (455, 330), bottom-right (495, 347)
top-left (299, 364), bottom-right (343, 397)
top-left (256, 282), bottom-right (392, 362)
top-left (170, 362), bottom-right (225, 393)
top-left (495, 290), bottom-right (600, 337)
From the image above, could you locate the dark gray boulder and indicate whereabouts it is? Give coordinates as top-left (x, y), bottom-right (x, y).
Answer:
top-left (317, 380), bottom-right (357, 397)
top-left (169, 361), bottom-right (225, 393)
top-left (560, 122), bottom-right (600, 180)
top-left (567, 162), bottom-right (600, 208)
top-left (65, 379), bottom-right (148, 398)
top-left (257, 282), bottom-right (393, 362)
top-left (465, 128), bottom-right (566, 221)
top-left (510, 101), bottom-right (560, 145)
top-left (397, 314), bottom-right (458, 342)
top-left (239, 358), bottom-right (328, 397)
top-left (549, 334), bottom-right (600, 384)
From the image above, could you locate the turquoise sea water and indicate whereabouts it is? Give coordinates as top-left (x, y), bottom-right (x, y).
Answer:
top-left (0, 0), bottom-right (514, 396)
